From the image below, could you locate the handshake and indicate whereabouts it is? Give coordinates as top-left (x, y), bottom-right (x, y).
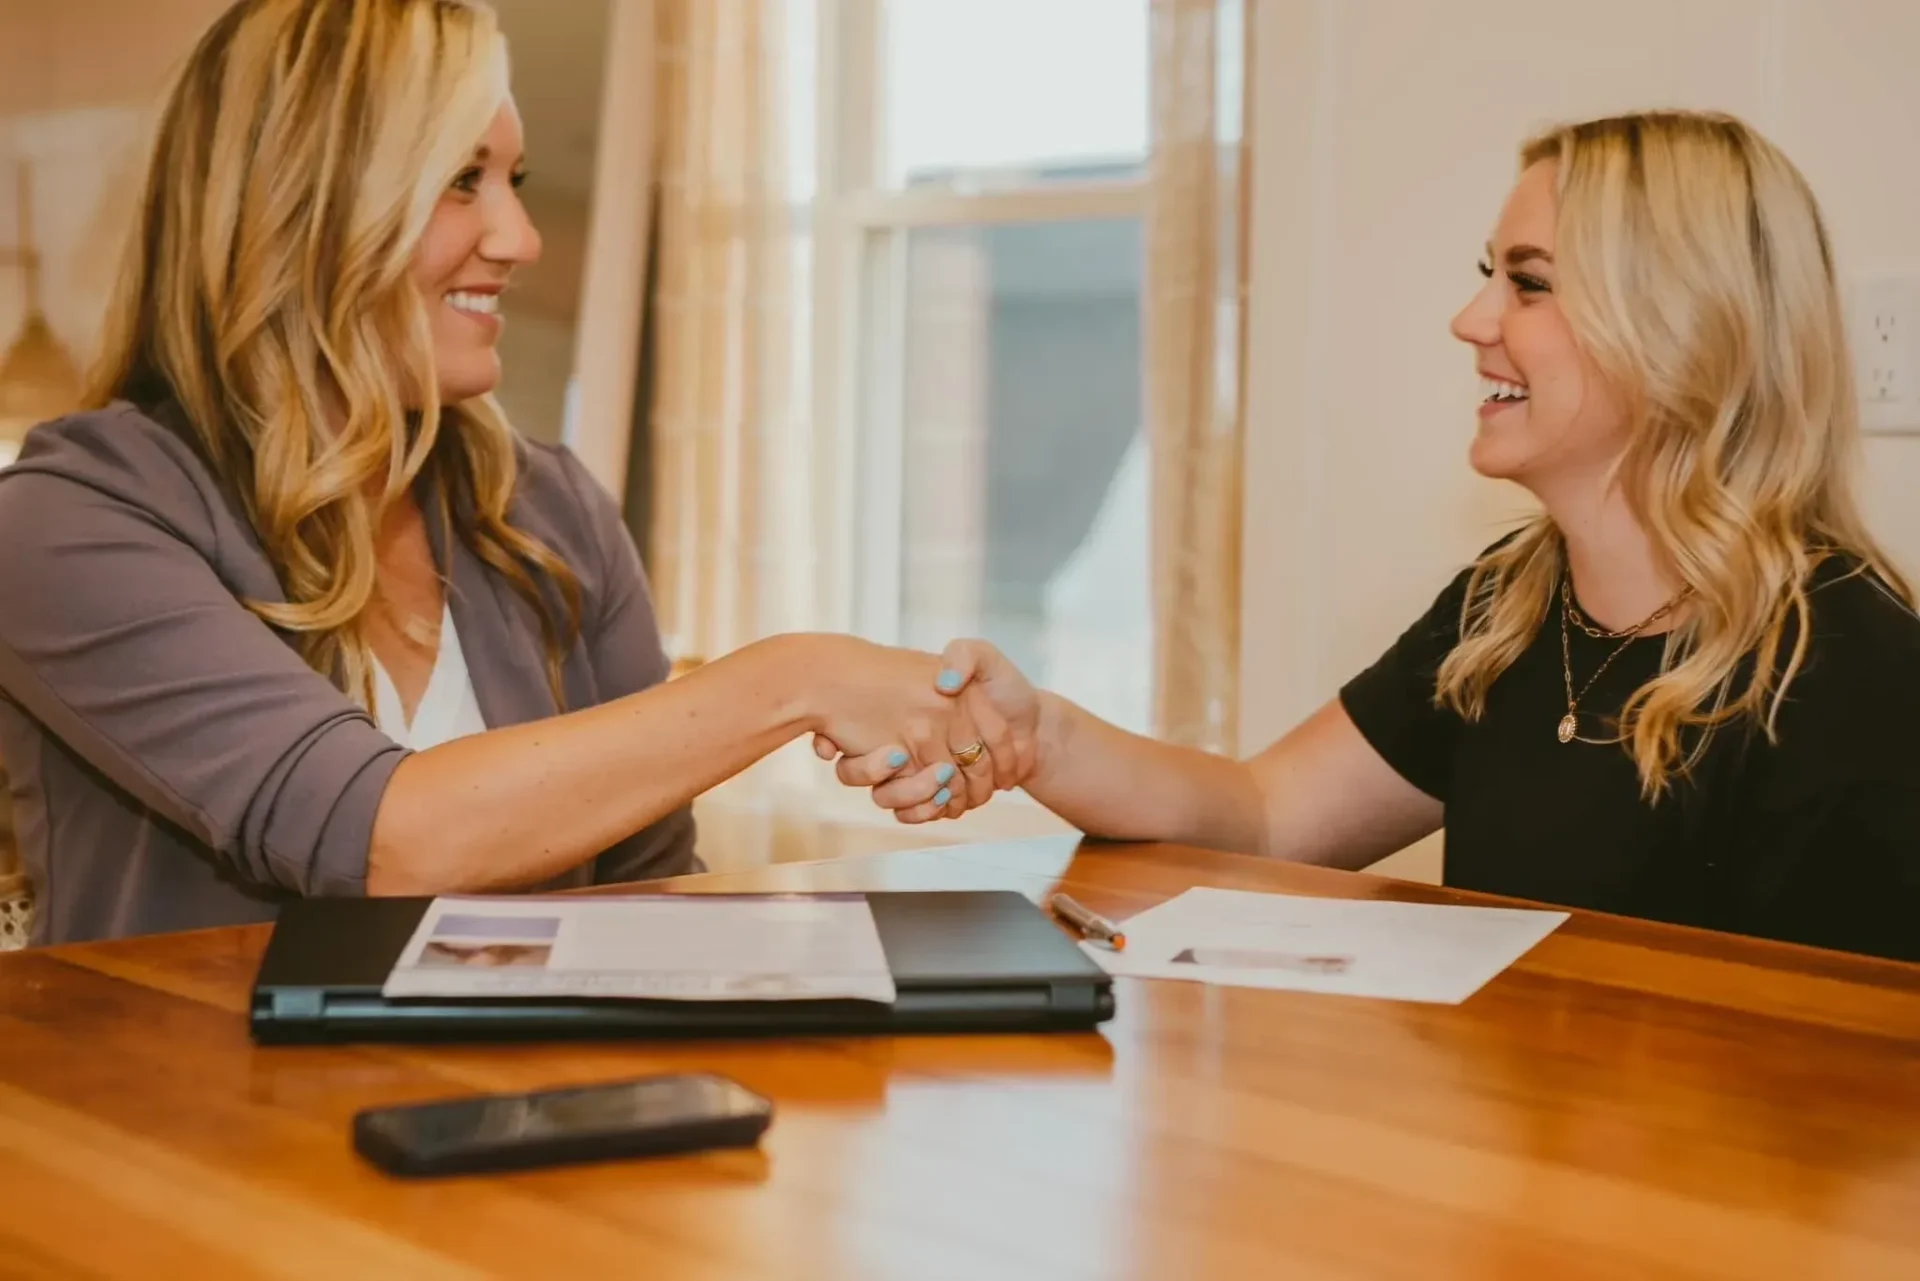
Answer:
top-left (805, 636), bottom-right (1045, 825)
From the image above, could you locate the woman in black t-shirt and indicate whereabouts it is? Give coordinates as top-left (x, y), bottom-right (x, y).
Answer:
top-left (825, 110), bottom-right (1920, 964)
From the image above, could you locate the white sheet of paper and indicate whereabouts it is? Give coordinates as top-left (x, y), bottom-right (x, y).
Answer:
top-left (1085, 887), bottom-right (1567, 1004)
top-left (381, 893), bottom-right (897, 1003)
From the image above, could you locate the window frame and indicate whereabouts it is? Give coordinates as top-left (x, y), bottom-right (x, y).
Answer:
top-left (812, 0), bottom-right (1150, 645)
top-left (753, 0), bottom-right (1152, 837)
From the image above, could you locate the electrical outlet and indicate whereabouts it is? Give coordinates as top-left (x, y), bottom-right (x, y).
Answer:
top-left (1848, 276), bottom-right (1920, 434)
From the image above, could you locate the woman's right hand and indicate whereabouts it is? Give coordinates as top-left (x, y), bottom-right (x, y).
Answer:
top-left (799, 635), bottom-right (988, 815)
top-left (820, 638), bottom-right (1046, 824)
top-left (802, 636), bottom-right (955, 759)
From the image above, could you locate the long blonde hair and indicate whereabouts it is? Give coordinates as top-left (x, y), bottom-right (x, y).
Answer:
top-left (88, 0), bottom-right (580, 709)
top-left (1437, 111), bottom-right (1912, 794)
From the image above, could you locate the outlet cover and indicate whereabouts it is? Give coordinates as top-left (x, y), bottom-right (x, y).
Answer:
top-left (1849, 275), bottom-right (1920, 435)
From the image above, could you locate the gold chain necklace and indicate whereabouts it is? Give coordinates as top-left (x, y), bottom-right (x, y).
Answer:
top-left (377, 589), bottom-right (444, 652)
top-left (1557, 577), bottom-right (1690, 744)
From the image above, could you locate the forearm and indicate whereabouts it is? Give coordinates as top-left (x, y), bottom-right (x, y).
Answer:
top-left (366, 635), bottom-right (819, 895)
top-left (1025, 693), bottom-right (1269, 854)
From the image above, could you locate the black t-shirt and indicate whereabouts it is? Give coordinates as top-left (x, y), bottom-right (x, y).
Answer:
top-left (1340, 554), bottom-right (1920, 963)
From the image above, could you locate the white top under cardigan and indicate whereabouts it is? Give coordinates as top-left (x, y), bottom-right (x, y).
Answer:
top-left (370, 603), bottom-right (489, 749)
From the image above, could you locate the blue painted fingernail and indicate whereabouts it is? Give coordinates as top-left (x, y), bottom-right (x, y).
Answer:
top-left (887, 750), bottom-right (909, 769)
top-left (935, 763), bottom-right (956, 785)
top-left (936, 669), bottom-right (963, 692)
top-left (933, 787), bottom-right (952, 807)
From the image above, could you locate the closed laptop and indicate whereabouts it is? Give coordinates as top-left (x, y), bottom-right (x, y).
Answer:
top-left (251, 891), bottom-right (1115, 1044)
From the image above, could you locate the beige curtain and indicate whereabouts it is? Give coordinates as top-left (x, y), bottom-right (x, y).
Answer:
top-left (645, 0), bottom-right (797, 672)
top-left (639, 0), bottom-right (1249, 846)
top-left (643, 0), bottom-right (826, 864)
top-left (1145, 0), bottom-right (1250, 755)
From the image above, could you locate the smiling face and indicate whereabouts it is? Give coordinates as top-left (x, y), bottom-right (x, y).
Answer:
top-left (1450, 161), bottom-right (1632, 501)
top-left (411, 98), bottom-right (541, 404)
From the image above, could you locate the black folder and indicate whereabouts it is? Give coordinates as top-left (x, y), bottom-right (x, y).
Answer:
top-left (250, 891), bottom-right (1115, 1044)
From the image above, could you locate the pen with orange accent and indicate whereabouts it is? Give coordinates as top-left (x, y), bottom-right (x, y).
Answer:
top-left (1049, 893), bottom-right (1126, 951)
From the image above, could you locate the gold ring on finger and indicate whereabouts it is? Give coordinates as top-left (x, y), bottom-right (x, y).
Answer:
top-left (952, 741), bottom-right (987, 768)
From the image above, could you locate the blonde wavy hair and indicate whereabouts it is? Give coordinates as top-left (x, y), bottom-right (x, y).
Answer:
top-left (1436, 110), bottom-right (1912, 795)
top-left (87, 0), bottom-right (580, 709)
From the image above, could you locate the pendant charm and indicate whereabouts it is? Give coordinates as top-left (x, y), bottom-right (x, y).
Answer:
top-left (1557, 714), bottom-right (1578, 744)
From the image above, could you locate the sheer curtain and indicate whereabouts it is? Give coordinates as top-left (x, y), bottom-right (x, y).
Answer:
top-left (646, 0), bottom-right (796, 675)
top-left (632, 0), bottom-right (1251, 862)
top-left (642, 0), bottom-right (827, 864)
top-left (1145, 0), bottom-right (1249, 755)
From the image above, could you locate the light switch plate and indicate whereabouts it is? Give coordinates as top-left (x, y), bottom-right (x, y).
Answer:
top-left (1849, 275), bottom-right (1920, 435)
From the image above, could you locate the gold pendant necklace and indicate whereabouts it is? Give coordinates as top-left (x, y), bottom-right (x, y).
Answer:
top-left (1557, 577), bottom-right (1689, 744)
top-left (378, 590), bottom-right (443, 652)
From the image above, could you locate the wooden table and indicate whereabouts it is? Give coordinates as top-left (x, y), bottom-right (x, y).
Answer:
top-left (1, 838), bottom-right (1916, 1280)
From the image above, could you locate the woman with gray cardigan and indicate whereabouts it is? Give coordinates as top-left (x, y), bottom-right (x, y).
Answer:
top-left (0, 0), bottom-right (1018, 946)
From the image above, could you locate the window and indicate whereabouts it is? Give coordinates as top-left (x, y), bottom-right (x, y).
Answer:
top-left (638, 0), bottom-right (1244, 848)
top-left (815, 0), bottom-right (1157, 735)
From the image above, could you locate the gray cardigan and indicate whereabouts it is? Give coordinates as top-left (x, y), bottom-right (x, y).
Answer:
top-left (0, 402), bottom-right (699, 946)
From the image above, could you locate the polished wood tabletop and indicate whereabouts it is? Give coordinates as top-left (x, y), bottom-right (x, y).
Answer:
top-left (0, 837), bottom-right (1916, 1280)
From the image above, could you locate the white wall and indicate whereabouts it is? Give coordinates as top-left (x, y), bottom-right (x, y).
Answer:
top-left (1778, 1), bottom-right (1920, 563)
top-left (1239, 0), bottom-right (1920, 879)
top-left (0, 1), bottom-right (602, 446)
top-left (0, 0), bottom-right (225, 117)
top-left (0, 0), bottom-right (221, 378)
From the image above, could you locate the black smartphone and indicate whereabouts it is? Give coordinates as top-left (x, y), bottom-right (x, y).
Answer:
top-left (352, 1072), bottom-right (774, 1177)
